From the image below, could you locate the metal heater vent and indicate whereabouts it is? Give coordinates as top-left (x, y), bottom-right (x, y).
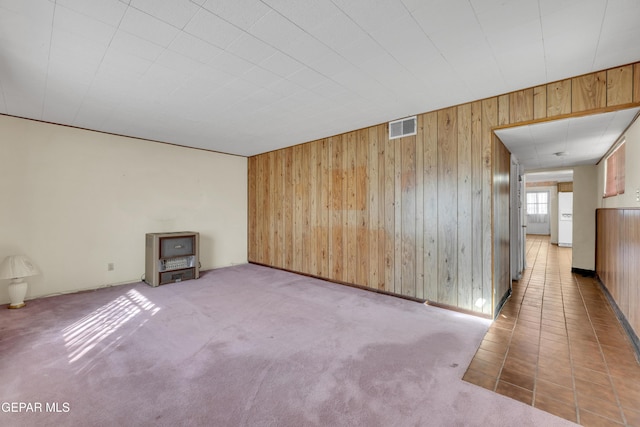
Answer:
top-left (389, 116), bottom-right (417, 139)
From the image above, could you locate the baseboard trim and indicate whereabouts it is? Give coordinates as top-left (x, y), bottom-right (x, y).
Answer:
top-left (248, 261), bottom-right (492, 319)
top-left (571, 268), bottom-right (595, 277)
top-left (596, 275), bottom-right (640, 362)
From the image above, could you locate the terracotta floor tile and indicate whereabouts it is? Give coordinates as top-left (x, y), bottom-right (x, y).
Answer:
top-left (622, 406), bottom-right (640, 426)
top-left (463, 368), bottom-right (497, 391)
top-left (537, 368), bottom-right (574, 389)
top-left (496, 380), bottom-right (533, 405)
top-left (572, 366), bottom-right (613, 388)
top-left (610, 376), bottom-right (640, 410)
top-left (574, 377), bottom-right (617, 403)
top-left (577, 394), bottom-right (624, 423)
top-left (474, 348), bottom-right (507, 365)
top-left (500, 366), bottom-right (535, 391)
top-left (540, 331), bottom-right (570, 343)
top-left (533, 394), bottom-right (577, 423)
top-left (479, 339), bottom-right (509, 355)
top-left (535, 378), bottom-right (575, 405)
top-left (467, 357), bottom-right (502, 378)
top-left (464, 236), bottom-right (640, 427)
top-left (578, 408), bottom-right (624, 426)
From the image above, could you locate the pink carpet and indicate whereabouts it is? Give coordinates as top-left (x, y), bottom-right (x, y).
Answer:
top-left (0, 264), bottom-right (575, 426)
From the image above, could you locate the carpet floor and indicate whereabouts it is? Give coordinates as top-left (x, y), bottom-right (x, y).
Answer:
top-left (0, 264), bottom-right (576, 426)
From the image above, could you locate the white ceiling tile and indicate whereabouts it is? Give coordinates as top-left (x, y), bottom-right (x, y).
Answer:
top-left (247, 9), bottom-right (305, 51)
top-left (473, 0), bottom-right (540, 31)
top-left (120, 7), bottom-right (179, 47)
top-left (263, 0), bottom-right (341, 31)
top-left (201, 0), bottom-right (271, 31)
top-left (55, 0), bottom-right (127, 27)
top-left (168, 31), bottom-right (224, 64)
top-left (411, 0), bottom-right (479, 36)
top-left (184, 8), bottom-right (243, 49)
top-left (286, 68), bottom-right (327, 89)
top-left (208, 51), bottom-right (254, 76)
top-left (331, 0), bottom-right (408, 34)
top-left (130, 0), bottom-right (200, 29)
top-left (155, 49), bottom-right (204, 76)
top-left (2, 0), bottom-right (639, 156)
top-left (240, 66), bottom-right (282, 88)
top-left (53, 4), bottom-right (118, 45)
top-left (259, 51), bottom-right (304, 78)
top-left (109, 31), bottom-right (164, 62)
top-left (225, 33), bottom-right (277, 64)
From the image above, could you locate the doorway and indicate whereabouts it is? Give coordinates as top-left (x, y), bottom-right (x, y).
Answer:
top-left (526, 191), bottom-right (550, 235)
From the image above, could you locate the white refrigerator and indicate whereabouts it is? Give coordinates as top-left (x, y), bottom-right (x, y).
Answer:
top-left (558, 192), bottom-right (573, 247)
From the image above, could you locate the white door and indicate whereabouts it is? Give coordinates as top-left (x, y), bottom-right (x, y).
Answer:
top-left (526, 191), bottom-right (550, 235)
top-left (510, 156), bottom-right (522, 280)
top-left (558, 192), bottom-right (573, 247)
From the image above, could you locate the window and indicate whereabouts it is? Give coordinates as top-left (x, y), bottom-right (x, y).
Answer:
top-left (527, 192), bottom-right (548, 215)
top-left (604, 140), bottom-right (625, 198)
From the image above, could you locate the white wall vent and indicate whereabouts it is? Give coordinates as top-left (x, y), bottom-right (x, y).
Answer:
top-left (389, 116), bottom-right (417, 139)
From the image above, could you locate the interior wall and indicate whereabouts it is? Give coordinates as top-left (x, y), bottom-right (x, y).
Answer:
top-left (598, 115), bottom-right (640, 209)
top-left (249, 62), bottom-right (640, 318)
top-left (0, 115), bottom-right (248, 304)
top-left (572, 165), bottom-right (598, 271)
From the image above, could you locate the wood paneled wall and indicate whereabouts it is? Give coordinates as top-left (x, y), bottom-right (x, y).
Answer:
top-left (493, 136), bottom-right (511, 309)
top-left (248, 62), bottom-right (640, 317)
top-left (596, 208), bottom-right (640, 343)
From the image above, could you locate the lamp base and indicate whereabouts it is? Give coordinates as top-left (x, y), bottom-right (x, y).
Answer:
top-left (8, 302), bottom-right (26, 309)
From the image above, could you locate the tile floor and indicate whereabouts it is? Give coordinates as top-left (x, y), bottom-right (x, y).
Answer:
top-left (463, 235), bottom-right (640, 426)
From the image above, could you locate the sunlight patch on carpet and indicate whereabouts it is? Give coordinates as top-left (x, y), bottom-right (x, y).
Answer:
top-left (63, 290), bottom-right (159, 366)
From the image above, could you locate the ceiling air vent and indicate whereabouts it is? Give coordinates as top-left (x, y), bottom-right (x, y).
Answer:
top-left (389, 116), bottom-right (417, 139)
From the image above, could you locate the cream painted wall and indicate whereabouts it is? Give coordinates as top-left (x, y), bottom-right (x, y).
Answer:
top-left (0, 115), bottom-right (247, 305)
top-left (598, 116), bottom-right (640, 209)
top-left (572, 166), bottom-right (598, 271)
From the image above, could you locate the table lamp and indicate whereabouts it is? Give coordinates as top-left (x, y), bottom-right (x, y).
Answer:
top-left (0, 255), bottom-right (40, 309)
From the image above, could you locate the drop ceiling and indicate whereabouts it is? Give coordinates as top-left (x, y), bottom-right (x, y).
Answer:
top-left (495, 107), bottom-right (640, 172)
top-left (1, 0), bottom-right (639, 156)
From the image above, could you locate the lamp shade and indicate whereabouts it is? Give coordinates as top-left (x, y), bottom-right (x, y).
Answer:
top-left (0, 255), bottom-right (40, 280)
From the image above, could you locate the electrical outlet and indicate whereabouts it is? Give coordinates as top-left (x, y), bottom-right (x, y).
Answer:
top-left (108, 263), bottom-right (114, 271)
top-left (636, 188), bottom-right (640, 203)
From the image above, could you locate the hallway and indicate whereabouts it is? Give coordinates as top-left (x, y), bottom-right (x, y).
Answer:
top-left (463, 235), bottom-right (640, 426)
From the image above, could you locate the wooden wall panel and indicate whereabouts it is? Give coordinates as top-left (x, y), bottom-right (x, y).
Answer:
top-left (415, 116), bottom-right (425, 299)
top-left (248, 61), bottom-right (640, 317)
top-left (533, 85), bottom-right (547, 119)
top-left (596, 209), bottom-right (640, 345)
top-left (509, 89), bottom-right (534, 124)
top-left (572, 71), bottom-right (607, 112)
top-left (345, 132), bottom-right (357, 285)
top-left (607, 65), bottom-right (633, 106)
top-left (368, 126), bottom-right (385, 290)
top-left (329, 136), bottom-right (344, 282)
top-left (481, 98), bottom-right (497, 315)
top-left (547, 80), bottom-right (571, 117)
top-left (470, 101), bottom-right (484, 313)
top-left (401, 136), bottom-right (416, 297)
top-left (283, 149), bottom-right (293, 270)
top-left (493, 136), bottom-right (511, 312)
top-left (457, 103), bottom-right (473, 310)
top-left (422, 112), bottom-right (438, 301)
top-left (635, 64), bottom-right (640, 103)
top-left (356, 130), bottom-right (369, 288)
top-left (437, 107), bottom-right (458, 306)
top-left (247, 156), bottom-right (257, 262)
